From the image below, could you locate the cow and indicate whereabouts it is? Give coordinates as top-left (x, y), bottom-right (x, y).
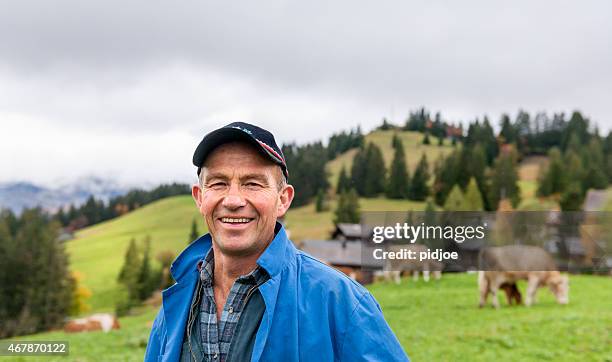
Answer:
top-left (383, 244), bottom-right (443, 284)
top-left (64, 313), bottom-right (120, 333)
top-left (478, 245), bottom-right (569, 308)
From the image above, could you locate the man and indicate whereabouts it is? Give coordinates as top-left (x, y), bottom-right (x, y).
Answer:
top-left (145, 122), bottom-right (409, 361)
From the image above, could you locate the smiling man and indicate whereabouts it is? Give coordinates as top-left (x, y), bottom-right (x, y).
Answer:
top-left (145, 122), bottom-right (409, 362)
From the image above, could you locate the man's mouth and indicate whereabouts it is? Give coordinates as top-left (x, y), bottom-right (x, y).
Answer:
top-left (219, 217), bottom-right (254, 224)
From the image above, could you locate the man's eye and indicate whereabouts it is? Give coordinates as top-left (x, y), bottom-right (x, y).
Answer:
top-left (208, 182), bottom-right (226, 188)
top-left (246, 182), bottom-right (263, 188)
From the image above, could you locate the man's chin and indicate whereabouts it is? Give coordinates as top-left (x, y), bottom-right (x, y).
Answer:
top-left (216, 239), bottom-right (259, 257)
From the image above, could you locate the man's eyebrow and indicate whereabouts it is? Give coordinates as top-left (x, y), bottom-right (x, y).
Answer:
top-left (204, 173), bottom-right (229, 183)
top-left (240, 174), bottom-right (270, 184)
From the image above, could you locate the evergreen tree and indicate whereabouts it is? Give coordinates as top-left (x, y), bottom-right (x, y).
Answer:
top-left (189, 218), bottom-right (199, 244)
top-left (391, 133), bottom-right (401, 149)
top-left (315, 189), bottom-right (329, 212)
top-left (433, 151), bottom-right (459, 206)
top-left (559, 182), bottom-right (585, 211)
top-left (470, 144), bottom-right (491, 210)
top-left (488, 149), bottom-right (521, 209)
top-left (444, 185), bottom-right (466, 211)
top-left (336, 165), bottom-right (351, 194)
top-left (137, 235), bottom-right (155, 301)
top-left (386, 138), bottom-right (409, 199)
top-left (350, 146), bottom-right (367, 195)
top-left (0, 209), bottom-right (74, 338)
top-left (464, 178), bottom-right (484, 211)
top-left (423, 133), bottom-right (431, 145)
top-left (334, 189), bottom-right (361, 224)
top-left (499, 114), bottom-right (516, 144)
top-left (362, 143), bottom-right (386, 197)
top-left (537, 148), bottom-right (566, 196)
top-left (582, 138), bottom-right (608, 190)
top-left (409, 154), bottom-right (430, 201)
top-left (117, 238), bottom-right (141, 303)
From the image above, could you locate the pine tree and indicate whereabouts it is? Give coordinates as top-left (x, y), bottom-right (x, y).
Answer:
top-left (334, 189), bottom-right (361, 224)
top-left (464, 178), bottom-right (484, 211)
top-left (433, 151), bottom-right (459, 206)
top-left (386, 138), bottom-right (409, 199)
top-left (117, 238), bottom-right (141, 304)
top-left (444, 185), bottom-right (466, 211)
top-left (423, 133), bottom-right (431, 145)
top-left (0, 209), bottom-right (74, 337)
top-left (315, 189), bottom-right (329, 212)
top-left (362, 143), bottom-right (386, 197)
top-left (351, 146), bottom-right (367, 195)
top-left (488, 148), bottom-right (521, 209)
top-left (409, 154), bottom-right (430, 201)
top-left (189, 218), bottom-right (199, 244)
top-left (391, 133), bottom-right (401, 149)
top-left (559, 182), bottom-right (584, 211)
top-left (137, 235), bottom-right (155, 301)
top-left (537, 148), bottom-right (566, 196)
top-left (470, 144), bottom-right (490, 210)
top-left (336, 165), bottom-right (351, 194)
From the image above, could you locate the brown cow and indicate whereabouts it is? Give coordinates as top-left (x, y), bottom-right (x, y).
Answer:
top-left (64, 313), bottom-right (120, 333)
top-left (478, 245), bottom-right (569, 308)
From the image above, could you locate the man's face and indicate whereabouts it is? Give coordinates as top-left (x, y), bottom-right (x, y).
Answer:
top-left (192, 142), bottom-right (294, 257)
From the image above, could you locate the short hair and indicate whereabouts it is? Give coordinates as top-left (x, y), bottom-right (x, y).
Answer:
top-left (199, 165), bottom-right (287, 191)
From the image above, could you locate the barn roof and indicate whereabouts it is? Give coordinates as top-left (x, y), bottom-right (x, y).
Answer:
top-left (333, 223), bottom-right (363, 239)
top-left (301, 239), bottom-right (383, 268)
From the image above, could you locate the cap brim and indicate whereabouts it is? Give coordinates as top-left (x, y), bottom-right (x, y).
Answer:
top-left (193, 128), bottom-right (286, 176)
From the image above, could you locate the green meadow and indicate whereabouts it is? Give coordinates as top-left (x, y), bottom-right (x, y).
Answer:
top-left (8, 274), bottom-right (611, 362)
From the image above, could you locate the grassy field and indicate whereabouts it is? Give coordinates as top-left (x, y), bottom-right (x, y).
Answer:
top-left (372, 273), bottom-right (612, 362)
top-left (8, 273), bottom-right (611, 361)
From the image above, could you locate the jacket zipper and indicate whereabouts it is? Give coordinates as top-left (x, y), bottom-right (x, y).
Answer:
top-left (187, 278), bottom-right (203, 362)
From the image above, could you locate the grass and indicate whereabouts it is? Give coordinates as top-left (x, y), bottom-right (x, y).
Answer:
top-left (7, 273), bottom-right (610, 361)
top-left (370, 273), bottom-right (612, 362)
top-left (7, 306), bottom-right (158, 362)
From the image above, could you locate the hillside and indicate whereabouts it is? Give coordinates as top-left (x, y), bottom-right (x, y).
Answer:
top-left (327, 130), bottom-right (454, 187)
top-left (67, 196), bottom-right (207, 311)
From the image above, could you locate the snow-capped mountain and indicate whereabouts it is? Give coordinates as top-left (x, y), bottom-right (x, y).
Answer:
top-left (0, 176), bottom-right (129, 213)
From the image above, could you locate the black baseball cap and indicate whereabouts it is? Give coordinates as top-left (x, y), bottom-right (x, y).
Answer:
top-left (193, 122), bottom-right (289, 179)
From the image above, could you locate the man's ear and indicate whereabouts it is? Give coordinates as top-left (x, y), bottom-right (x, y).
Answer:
top-left (192, 184), bottom-right (203, 208)
top-left (277, 184), bottom-right (295, 218)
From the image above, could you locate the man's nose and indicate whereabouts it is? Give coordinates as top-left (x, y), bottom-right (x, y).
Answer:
top-left (221, 185), bottom-right (246, 209)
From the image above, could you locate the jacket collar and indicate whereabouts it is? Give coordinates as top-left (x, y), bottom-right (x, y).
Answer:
top-left (169, 221), bottom-right (294, 283)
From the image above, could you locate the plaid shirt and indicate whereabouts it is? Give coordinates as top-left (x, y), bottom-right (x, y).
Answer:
top-left (194, 249), bottom-right (269, 362)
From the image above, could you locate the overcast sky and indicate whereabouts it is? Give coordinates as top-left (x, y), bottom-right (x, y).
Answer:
top-left (1, 1), bottom-right (611, 187)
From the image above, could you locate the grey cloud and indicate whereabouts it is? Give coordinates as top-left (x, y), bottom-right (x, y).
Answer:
top-left (0, 0), bottom-right (611, 132)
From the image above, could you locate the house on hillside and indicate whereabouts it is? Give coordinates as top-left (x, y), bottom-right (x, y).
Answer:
top-left (301, 239), bottom-right (383, 284)
top-left (331, 223), bottom-right (363, 241)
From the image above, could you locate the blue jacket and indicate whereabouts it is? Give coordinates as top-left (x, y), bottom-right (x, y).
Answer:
top-left (145, 225), bottom-right (409, 361)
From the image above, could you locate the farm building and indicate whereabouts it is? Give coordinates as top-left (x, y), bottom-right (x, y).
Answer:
top-left (301, 239), bottom-right (383, 284)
